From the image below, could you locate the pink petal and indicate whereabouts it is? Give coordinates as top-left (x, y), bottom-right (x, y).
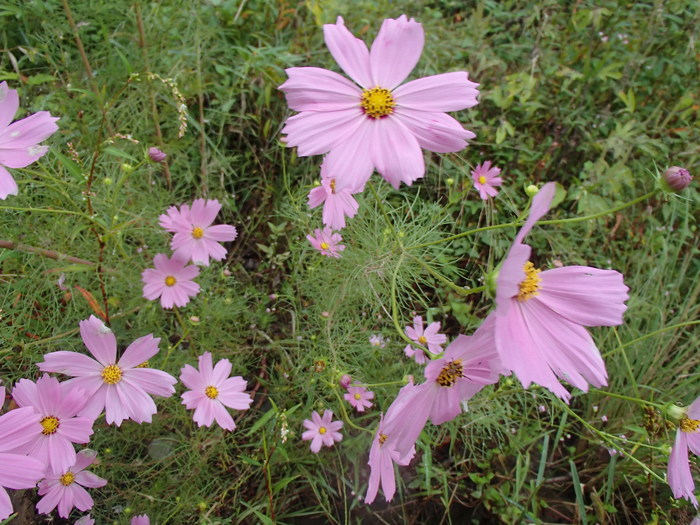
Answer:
top-left (0, 452), bottom-right (44, 489)
top-left (369, 117), bottom-right (424, 189)
top-left (0, 82), bottom-right (19, 130)
top-left (211, 357), bottom-right (232, 385)
top-left (0, 487), bottom-right (11, 521)
top-left (0, 144), bottom-right (49, 168)
top-left (369, 15), bottom-right (424, 90)
top-left (0, 111), bottom-right (59, 148)
top-left (71, 484), bottom-right (95, 512)
top-left (35, 484), bottom-right (63, 516)
top-left (211, 402), bottom-right (236, 431)
top-left (38, 351), bottom-right (102, 377)
top-left (124, 368), bottom-right (176, 398)
top-left (322, 119), bottom-right (374, 192)
top-left (308, 185), bottom-right (327, 209)
top-left (668, 430), bottom-right (698, 506)
top-left (514, 182), bottom-right (556, 244)
top-left (0, 406), bottom-right (42, 452)
top-left (392, 107), bottom-right (475, 153)
top-left (205, 224), bottom-right (237, 242)
top-left (280, 67), bottom-right (361, 111)
top-left (79, 316), bottom-right (117, 366)
top-left (56, 418), bottom-right (93, 444)
top-left (179, 363), bottom-right (206, 391)
top-left (281, 108), bottom-right (364, 157)
top-left (118, 334), bottom-right (161, 369)
top-left (193, 400), bottom-right (216, 427)
top-left (74, 471), bottom-right (107, 489)
top-left (0, 165), bottom-right (18, 199)
top-left (394, 71), bottom-right (479, 112)
top-left (114, 383), bottom-right (156, 424)
top-left (189, 198), bottom-right (221, 227)
top-left (323, 17), bottom-right (372, 88)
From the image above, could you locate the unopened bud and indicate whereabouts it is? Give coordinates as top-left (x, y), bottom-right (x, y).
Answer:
top-left (121, 163), bottom-right (134, 173)
top-left (665, 402), bottom-right (688, 422)
top-left (339, 374), bottom-right (352, 389)
top-left (446, 177), bottom-right (454, 185)
top-left (148, 147), bottom-right (167, 163)
top-left (663, 166), bottom-right (692, 192)
top-left (525, 184), bottom-right (539, 197)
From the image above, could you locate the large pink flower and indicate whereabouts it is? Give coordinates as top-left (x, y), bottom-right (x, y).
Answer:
top-left (0, 81), bottom-right (59, 199)
top-left (668, 396), bottom-right (700, 506)
top-left (38, 316), bottom-right (177, 426)
top-left (308, 158), bottom-right (361, 229)
top-left (280, 15), bottom-right (478, 191)
top-left (494, 182), bottom-right (629, 401)
top-left (141, 253), bottom-right (201, 308)
top-left (180, 352), bottom-right (253, 431)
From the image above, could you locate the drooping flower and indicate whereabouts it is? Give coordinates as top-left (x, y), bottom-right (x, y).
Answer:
top-left (471, 160), bottom-right (503, 200)
top-left (141, 253), bottom-right (201, 308)
top-left (403, 315), bottom-right (447, 364)
top-left (180, 352), bottom-right (253, 431)
top-left (344, 384), bottom-right (374, 412)
top-left (308, 158), bottom-right (361, 229)
top-left (11, 375), bottom-right (93, 473)
top-left (36, 449), bottom-right (107, 519)
top-left (306, 226), bottom-right (345, 258)
top-left (668, 396), bottom-right (700, 506)
top-left (493, 182), bottom-right (629, 401)
top-left (301, 410), bottom-right (343, 453)
top-left (279, 15), bottom-right (478, 191)
top-left (0, 81), bottom-right (59, 199)
top-left (147, 146), bottom-right (167, 163)
top-left (38, 316), bottom-right (177, 426)
top-left (158, 199), bottom-right (238, 266)
top-left (369, 334), bottom-right (386, 348)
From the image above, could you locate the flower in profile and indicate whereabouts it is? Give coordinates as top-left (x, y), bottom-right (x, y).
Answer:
top-left (344, 384), bottom-right (374, 412)
top-left (668, 396), bottom-right (700, 506)
top-left (147, 146), bottom-right (167, 163)
top-left (494, 182), bottom-right (629, 401)
top-left (75, 515), bottom-right (95, 525)
top-left (11, 375), bottom-right (93, 473)
top-left (403, 315), bottom-right (447, 364)
top-left (339, 374), bottom-right (353, 389)
top-left (279, 16), bottom-right (478, 191)
top-left (471, 160), bottom-right (503, 200)
top-left (0, 81), bottom-right (59, 199)
top-left (369, 334), bottom-right (386, 348)
top-left (180, 352), bottom-right (253, 431)
top-left (307, 227), bottom-right (345, 258)
top-left (38, 316), bottom-right (177, 426)
top-left (308, 159), bottom-right (362, 230)
top-left (159, 199), bottom-right (238, 266)
top-left (131, 515), bottom-right (150, 525)
top-left (302, 410), bottom-right (343, 453)
top-left (663, 166), bottom-right (693, 192)
top-left (36, 449), bottom-right (107, 519)
top-left (141, 253), bottom-right (201, 308)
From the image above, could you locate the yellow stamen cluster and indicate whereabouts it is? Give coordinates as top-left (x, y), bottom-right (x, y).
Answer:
top-left (40, 416), bottom-right (60, 435)
top-left (378, 432), bottom-right (388, 445)
top-left (136, 361), bottom-right (150, 368)
top-left (360, 87), bottom-right (395, 119)
top-left (165, 276), bottom-right (177, 287)
top-left (320, 242), bottom-right (330, 250)
top-left (192, 226), bottom-right (204, 239)
top-left (354, 393), bottom-right (362, 400)
top-left (59, 472), bottom-right (75, 486)
top-left (417, 336), bottom-right (427, 345)
top-left (436, 359), bottom-right (464, 388)
top-left (330, 179), bottom-right (336, 194)
top-left (319, 427), bottom-right (327, 435)
top-left (101, 364), bottom-right (123, 385)
top-left (680, 417), bottom-right (700, 433)
top-left (205, 386), bottom-right (219, 399)
top-left (478, 175), bottom-right (487, 184)
top-left (517, 261), bottom-right (542, 302)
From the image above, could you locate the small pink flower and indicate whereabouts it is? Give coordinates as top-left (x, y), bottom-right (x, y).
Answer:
top-left (344, 385), bottom-right (374, 412)
top-left (403, 344), bottom-right (429, 364)
top-left (148, 146), bottom-right (167, 163)
top-left (339, 374), bottom-right (353, 389)
top-left (0, 81), bottom-right (59, 199)
top-left (301, 410), bottom-right (343, 453)
top-left (307, 227), bottom-right (345, 258)
top-left (471, 160), bottom-right (503, 200)
top-left (131, 515), bottom-right (150, 525)
top-left (404, 315), bottom-right (447, 362)
top-left (38, 316), bottom-right (176, 426)
top-left (36, 449), bottom-right (107, 519)
top-left (159, 199), bottom-right (238, 266)
top-left (668, 396), bottom-right (700, 507)
top-left (308, 159), bottom-right (361, 229)
top-left (141, 253), bottom-right (201, 308)
top-left (180, 352), bottom-right (253, 431)
top-left (369, 334), bottom-right (386, 348)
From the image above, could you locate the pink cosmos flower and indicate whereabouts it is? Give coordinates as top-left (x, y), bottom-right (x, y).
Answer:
top-left (308, 158), bottom-right (361, 229)
top-left (11, 375), bottom-right (93, 473)
top-left (279, 16), bottom-right (478, 191)
top-left (344, 385), bottom-right (374, 412)
top-left (36, 449), bottom-right (107, 519)
top-left (0, 81), bottom-right (59, 199)
top-left (339, 374), bottom-right (353, 389)
top-left (403, 315), bottom-right (447, 364)
top-left (306, 226), bottom-right (345, 257)
top-left (471, 160), bottom-right (503, 200)
top-left (668, 396), bottom-right (700, 506)
top-left (131, 515), bottom-right (150, 525)
top-left (369, 334), bottom-right (386, 348)
top-left (301, 410), bottom-right (343, 453)
top-left (180, 352), bottom-right (253, 431)
top-left (0, 406), bottom-right (46, 520)
top-left (494, 182), bottom-right (629, 402)
top-left (141, 253), bottom-right (201, 308)
top-left (38, 316), bottom-right (177, 426)
top-left (158, 199), bottom-right (238, 266)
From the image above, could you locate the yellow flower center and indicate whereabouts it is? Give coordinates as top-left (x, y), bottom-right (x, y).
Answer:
top-left (192, 226), bottom-right (205, 239)
top-left (418, 335), bottom-right (427, 345)
top-left (320, 242), bottom-right (330, 250)
top-left (436, 359), bottom-right (464, 387)
top-left (40, 416), bottom-right (60, 435)
top-left (517, 261), bottom-right (542, 301)
top-left (330, 179), bottom-right (336, 194)
top-left (136, 361), bottom-right (149, 368)
top-left (378, 432), bottom-right (388, 445)
top-left (59, 472), bottom-right (75, 486)
top-left (205, 386), bottom-right (219, 399)
top-left (680, 417), bottom-right (700, 433)
top-left (478, 175), bottom-right (487, 184)
top-left (354, 393), bottom-right (362, 400)
top-left (101, 364), bottom-right (123, 384)
top-left (360, 87), bottom-right (395, 119)
top-left (165, 275), bottom-right (177, 287)
top-left (319, 427), bottom-right (327, 435)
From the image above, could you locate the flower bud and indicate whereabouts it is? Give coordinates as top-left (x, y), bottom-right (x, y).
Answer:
top-left (525, 184), bottom-right (539, 197)
top-left (665, 402), bottom-right (688, 422)
top-left (339, 374), bottom-right (352, 389)
top-left (663, 166), bottom-right (692, 191)
top-left (148, 147), bottom-right (167, 163)
top-left (121, 163), bottom-right (134, 173)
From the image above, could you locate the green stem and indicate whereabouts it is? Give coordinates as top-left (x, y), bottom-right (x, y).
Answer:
top-left (592, 389), bottom-right (664, 410)
top-left (407, 253), bottom-right (484, 297)
top-left (368, 181), bottom-right (400, 242)
top-left (603, 320), bottom-right (700, 358)
top-left (390, 253), bottom-right (415, 348)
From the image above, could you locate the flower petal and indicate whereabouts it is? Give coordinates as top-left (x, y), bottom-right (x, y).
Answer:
top-left (369, 117), bottom-right (424, 189)
top-left (369, 15), bottom-right (424, 90)
top-left (280, 67), bottom-right (361, 112)
top-left (392, 107), bottom-right (475, 153)
top-left (323, 17), bottom-right (372, 88)
top-left (0, 165), bottom-right (18, 200)
top-left (79, 316), bottom-right (117, 366)
top-left (394, 72), bottom-right (479, 112)
top-left (281, 108), bottom-right (364, 157)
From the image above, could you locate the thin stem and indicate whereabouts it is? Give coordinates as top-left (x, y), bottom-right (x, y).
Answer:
top-left (538, 190), bottom-right (658, 226)
top-left (407, 254), bottom-right (479, 296)
top-left (390, 253), bottom-right (415, 348)
top-left (603, 320), bottom-right (700, 358)
top-left (592, 389), bottom-right (664, 410)
top-left (0, 240), bottom-right (94, 266)
top-left (367, 182), bottom-right (398, 240)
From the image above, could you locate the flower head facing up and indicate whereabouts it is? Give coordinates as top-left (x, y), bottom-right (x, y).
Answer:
top-left (301, 410), bottom-right (343, 453)
top-left (279, 15), bottom-right (479, 191)
top-left (141, 253), bottom-right (201, 308)
top-left (494, 182), bottom-right (629, 402)
top-left (308, 159), bottom-right (362, 229)
top-left (369, 334), bottom-right (387, 348)
top-left (0, 82), bottom-right (59, 199)
top-left (344, 385), bottom-right (374, 412)
top-left (471, 160), bottom-right (503, 200)
top-left (38, 316), bottom-right (177, 427)
top-left (668, 396), bottom-right (700, 507)
top-left (403, 315), bottom-right (447, 363)
top-left (180, 352), bottom-right (253, 431)
top-left (307, 227), bottom-right (345, 258)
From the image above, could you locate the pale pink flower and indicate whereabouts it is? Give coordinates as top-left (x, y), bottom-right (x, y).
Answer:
top-left (148, 146), bottom-right (167, 163)
top-left (158, 199), bottom-right (238, 266)
top-left (38, 316), bottom-right (177, 426)
top-left (141, 253), bottom-right (201, 308)
top-left (279, 15), bottom-right (478, 191)
top-left (0, 81), bottom-right (59, 199)
top-left (36, 449), bottom-right (107, 519)
top-left (306, 227), bottom-right (345, 258)
top-left (494, 182), bottom-right (629, 401)
top-left (339, 374), bottom-right (353, 389)
top-left (180, 352), bottom-right (253, 431)
top-left (668, 396), bottom-right (700, 506)
top-left (403, 315), bottom-right (447, 363)
top-left (11, 375), bottom-right (93, 473)
top-left (131, 515), bottom-right (150, 525)
top-left (471, 160), bottom-right (503, 200)
top-left (308, 159), bottom-right (361, 229)
top-left (344, 385), bottom-right (374, 412)
top-left (369, 334), bottom-right (386, 348)
top-left (0, 406), bottom-right (46, 520)
top-left (301, 410), bottom-right (343, 453)
top-left (75, 515), bottom-right (96, 525)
